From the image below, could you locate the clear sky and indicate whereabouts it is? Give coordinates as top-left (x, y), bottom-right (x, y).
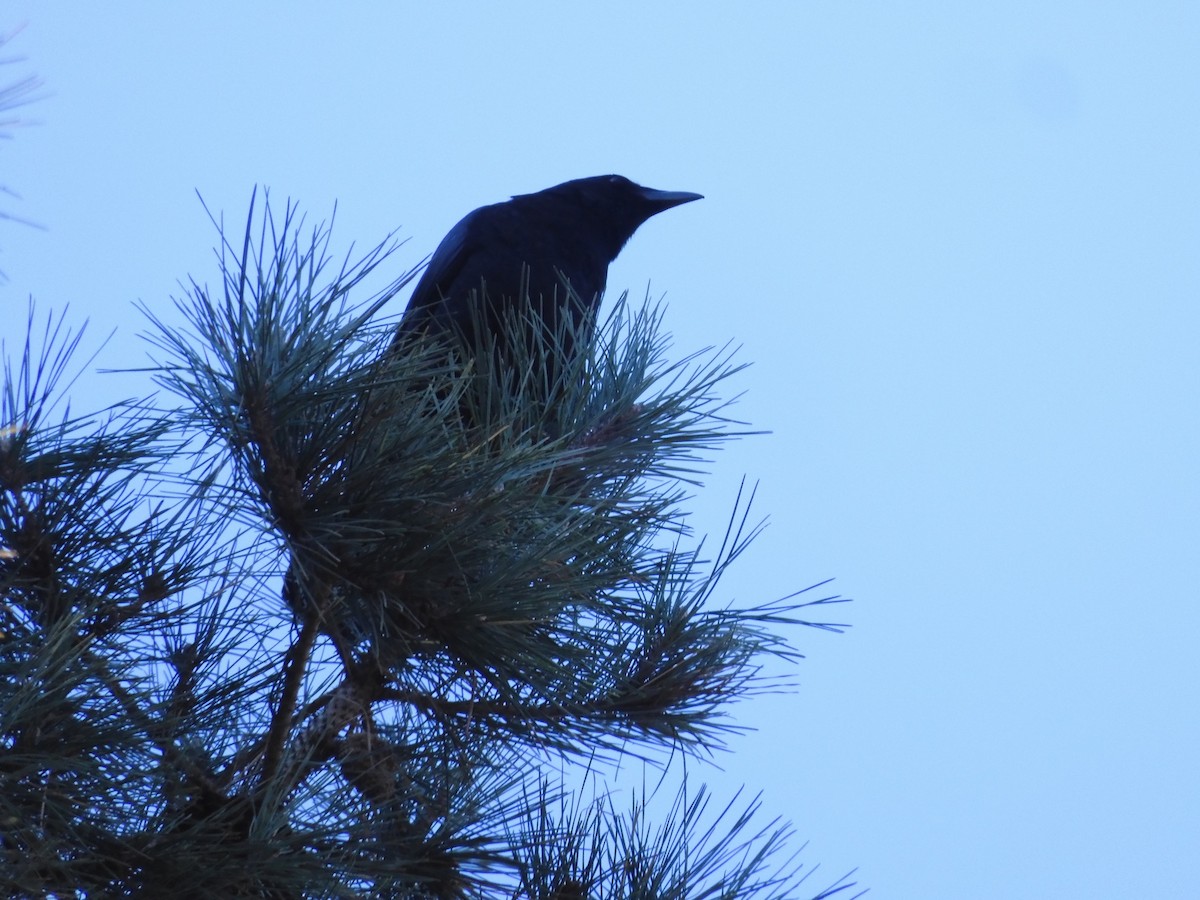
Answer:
top-left (4, 4), bottom-right (1198, 897)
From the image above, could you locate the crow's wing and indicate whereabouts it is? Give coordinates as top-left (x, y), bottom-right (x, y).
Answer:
top-left (397, 207), bottom-right (482, 336)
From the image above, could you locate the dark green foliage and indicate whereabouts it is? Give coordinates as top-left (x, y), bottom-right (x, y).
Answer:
top-left (0, 193), bottom-right (861, 898)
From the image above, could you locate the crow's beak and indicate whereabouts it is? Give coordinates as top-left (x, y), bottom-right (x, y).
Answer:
top-left (639, 187), bottom-right (704, 213)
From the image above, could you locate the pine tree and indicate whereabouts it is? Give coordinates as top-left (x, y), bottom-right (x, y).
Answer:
top-left (0, 192), bottom-right (862, 898)
top-left (0, 25), bottom-right (46, 279)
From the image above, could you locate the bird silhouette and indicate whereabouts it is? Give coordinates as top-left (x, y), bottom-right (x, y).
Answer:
top-left (394, 175), bottom-right (702, 363)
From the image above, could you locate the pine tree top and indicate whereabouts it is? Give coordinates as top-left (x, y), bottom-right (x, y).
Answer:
top-left (0, 192), bottom-right (859, 899)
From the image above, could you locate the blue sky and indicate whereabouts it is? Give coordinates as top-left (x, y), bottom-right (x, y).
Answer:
top-left (4, 4), bottom-right (1199, 897)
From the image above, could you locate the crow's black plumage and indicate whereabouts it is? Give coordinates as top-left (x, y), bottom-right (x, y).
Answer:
top-left (394, 175), bottom-right (702, 359)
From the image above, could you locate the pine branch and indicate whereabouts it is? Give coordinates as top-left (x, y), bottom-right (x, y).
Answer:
top-left (1, 193), bottom-right (860, 896)
top-left (260, 609), bottom-right (319, 785)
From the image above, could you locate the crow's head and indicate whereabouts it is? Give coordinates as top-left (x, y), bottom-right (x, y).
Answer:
top-left (522, 174), bottom-right (703, 261)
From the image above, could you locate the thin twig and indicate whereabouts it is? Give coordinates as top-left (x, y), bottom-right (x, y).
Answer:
top-left (260, 608), bottom-right (319, 785)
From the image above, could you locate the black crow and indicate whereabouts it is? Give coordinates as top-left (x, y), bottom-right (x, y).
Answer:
top-left (394, 175), bottom-right (702, 361)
